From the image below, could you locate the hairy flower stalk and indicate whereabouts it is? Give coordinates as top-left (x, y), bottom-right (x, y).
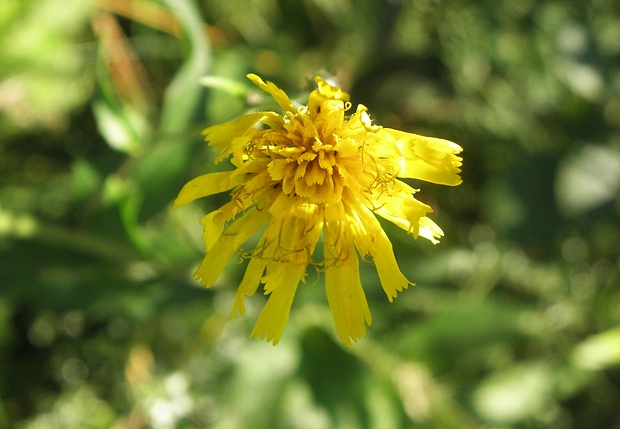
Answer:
top-left (174, 74), bottom-right (463, 345)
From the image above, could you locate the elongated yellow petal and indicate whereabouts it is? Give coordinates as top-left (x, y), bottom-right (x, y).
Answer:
top-left (346, 206), bottom-right (373, 257)
top-left (371, 230), bottom-right (414, 301)
top-left (398, 158), bottom-right (463, 186)
top-left (194, 207), bottom-right (270, 287)
top-left (418, 216), bottom-right (444, 244)
top-left (231, 256), bottom-right (268, 317)
top-left (250, 262), bottom-right (303, 345)
top-left (173, 171), bottom-right (242, 208)
top-left (202, 112), bottom-right (264, 149)
top-left (376, 128), bottom-right (463, 186)
top-left (199, 202), bottom-right (239, 250)
top-left (247, 73), bottom-right (295, 113)
top-left (370, 230), bottom-right (415, 302)
top-left (202, 112), bottom-right (266, 162)
top-left (325, 237), bottom-right (371, 346)
top-left (352, 202), bottom-right (413, 301)
top-left (374, 191), bottom-right (433, 237)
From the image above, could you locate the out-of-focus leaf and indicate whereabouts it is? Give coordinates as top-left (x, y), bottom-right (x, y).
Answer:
top-left (91, 8), bottom-right (156, 155)
top-left (472, 362), bottom-right (555, 424)
top-left (555, 144), bottom-right (620, 216)
top-left (0, 0), bottom-right (93, 135)
top-left (130, 139), bottom-right (199, 221)
top-left (572, 325), bottom-right (620, 370)
top-left (199, 75), bottom-right (249, 98)
top-left (123, 0), bottom-right (212, 223)
top-left (207, 341), bottom-right (299, 429)
top-left (92, 99), bottom-right (149, 154)
top-left (70, 159), bottom-right (102, 203)
top-left (393, 298), bottom-right (524, 372)
top-left (20, 386), bottom-right (116, 429)
top-left (365, 379), bottom-right (401, 429)
top-left (159, 0), bottom-right (211, 135)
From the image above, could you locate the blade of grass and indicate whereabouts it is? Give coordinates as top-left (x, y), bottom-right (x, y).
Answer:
top-left (159, 0), bottom-right (210, 135)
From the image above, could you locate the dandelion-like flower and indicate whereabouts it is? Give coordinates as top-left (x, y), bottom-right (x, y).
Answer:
top-left (175, 74), bottom-right (463, 345)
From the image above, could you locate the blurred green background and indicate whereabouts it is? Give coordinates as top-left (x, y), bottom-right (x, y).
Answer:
top-left (1, 0), bottom-right (620, 428)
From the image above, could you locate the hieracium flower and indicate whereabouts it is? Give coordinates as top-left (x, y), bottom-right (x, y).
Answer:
top-left (174, 74), bottom-right (463, 345)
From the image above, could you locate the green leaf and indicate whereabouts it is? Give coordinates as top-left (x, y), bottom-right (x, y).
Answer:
top-left (572, 325), bottom-right (620, 370)
top-left (473, 362), bottom-right (554, 424)
top-left (92, 99), bottom-right (147, 154)
top-left (0, 0), bottom-right (93, 135)
top-left (71, 159), bottom-right (102, 203)
top-left (159, 0), bottom-right (211, 135)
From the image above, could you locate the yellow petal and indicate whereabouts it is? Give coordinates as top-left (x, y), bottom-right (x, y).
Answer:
top-left (376, 128), bottom-right (463, 186)
top-left (173, 171), bottom-right (242, 208)
top-left (324, 200), bottom-right (345, 223)
top-left (247, 73), bottom-right (295, 113)
top-left (324, 231), bottom-right (371, 346)
top-left (231, 256), bottom-right (268, 317)
top-left (260, 111), bottom-right (286, 130)
top-left (268, 192), bottom-right (294, 219)
top-left (418, 216), bottom-right (444, 244)
top-left (347, 205), bottom-right (383, 248)
top-left (308, 77), bottom-right (349, 136)
top-left (203, 112), bottom-right (264, 150)
top-left (374, 192), bottom-right (433, 237)
top-left (250, 262), bottom-right (303, 345)
top-left (314, 76), bottom-right (350, 101)
top-left (203, 112), bottom-right (273, 165)
top-left (267, 159), bottom-right (290, 182)
top-left (371, 230), bottom-right (414, 301)
top-left (341, 104), bottom-right (373, 138)
top-left (398, 158), bottom-right (463, 186)
top-left (194, 207), bottom-right (270, 287)
top-left (350, 202), bottom-right (413, 301)
top-left (199, 202), bottom-right (239, 250)
top-left (241, 169), bottom-right (275, 196)
top-left (305, 161), bottom-right (326, 185)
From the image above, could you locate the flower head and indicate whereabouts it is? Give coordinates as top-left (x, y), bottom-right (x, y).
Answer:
top-left (175, 74), bottom-right (463, 345)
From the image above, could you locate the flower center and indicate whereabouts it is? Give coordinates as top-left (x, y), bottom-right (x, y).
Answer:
top-left (264, 112), bottom-right (348, 205)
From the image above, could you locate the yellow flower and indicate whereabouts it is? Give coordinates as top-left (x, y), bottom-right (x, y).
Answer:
top-left (174, 74), bottom-right (463, 345)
